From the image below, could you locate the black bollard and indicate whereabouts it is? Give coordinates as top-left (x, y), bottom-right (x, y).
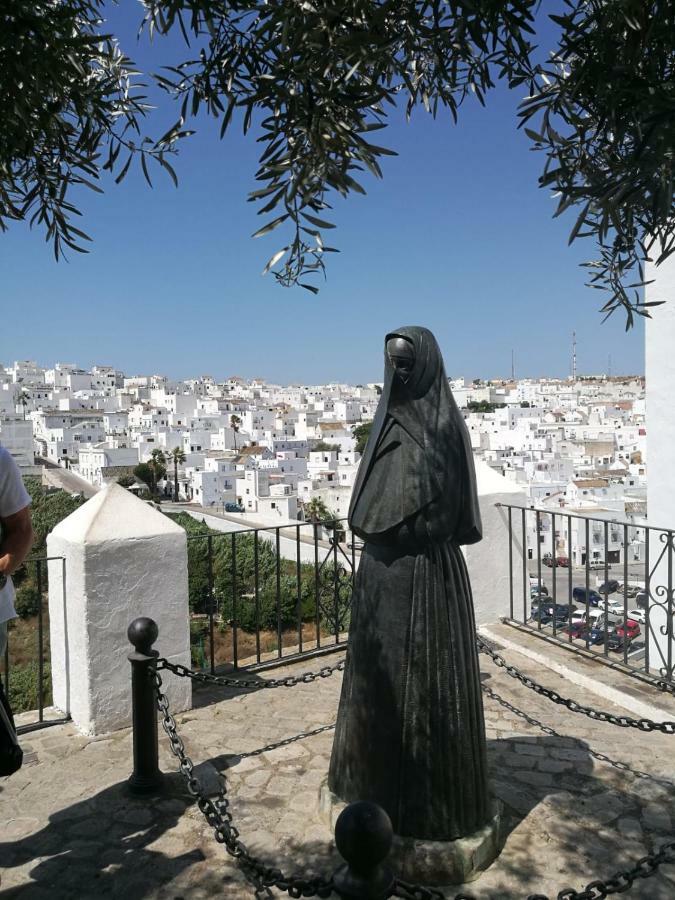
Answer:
top-left (127, 616), bottom-right (163, 794)
top-left (333, 801), bottom-right (395, 900)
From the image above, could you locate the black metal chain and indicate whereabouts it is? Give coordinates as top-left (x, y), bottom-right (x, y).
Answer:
top-left (554, 842), bottom-right (675, 900)
top-left (152, 645), bottom-right (675, 899)
top-left (392, 845), bottom-right (675, 900)
top-left (156, 657), bottom-right (345, 690)
top-left (476, 636), bottom-right (675, 735)
top-left (150, 665), bottom-right (334, 898)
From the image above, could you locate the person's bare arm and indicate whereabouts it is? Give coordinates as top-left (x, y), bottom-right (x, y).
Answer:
top-left (0, 507), bottom-right (34, 577)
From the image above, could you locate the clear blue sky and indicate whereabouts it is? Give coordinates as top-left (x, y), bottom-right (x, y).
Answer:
top-left (0, 5), bottom-right (645, 384)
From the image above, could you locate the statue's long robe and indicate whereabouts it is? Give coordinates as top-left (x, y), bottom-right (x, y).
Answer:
top-left (328, 326), bottom-right (491, 841)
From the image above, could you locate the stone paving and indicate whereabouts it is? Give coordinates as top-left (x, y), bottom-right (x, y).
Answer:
top-left (2, 631), bottom-right (675, 900)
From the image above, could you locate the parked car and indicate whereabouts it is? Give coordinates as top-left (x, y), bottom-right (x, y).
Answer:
top-left (556, 556), bottom-right (570, 567)
top-left (539, 603), bottom-right (577, 620)
top-left (607, 619), bottom-right (640, 652)
top-left (620, 584), bottom-right (641, 599)
top-left (543, 556), bottom-right (556, 568)
top-left (530, 585), bottom-right (549, 598)
top-left (596, 610), bottom-right (624, 629)
top-left (572, 608), bottom-right (605, 627)
top-left (598, 580), bottom-right (620, 594)
top-left (530, 603), bottom-right (574, 624)
top-left (627, 609), bottom-right (646, 625)
top-left (607, 632), bottom-right (631, 652)
top-left (572, 587), bottom-right (603, 606)
top-left (605, 597), bottom-right (626, 613)
top-left (635, 591), bottom-right (648, 610)
top-left (225, 502), bottom-right (245, 513)
top-left (589, 626), bottom-right (614, 646)
top-left (588, 559), bottom-right (606, 570)
top-left (562, 621), bottom-right (590, 641)
top-left (530, 602), bottom-right (553, 621)
top-left (616, 619), bottom-right (641, 641)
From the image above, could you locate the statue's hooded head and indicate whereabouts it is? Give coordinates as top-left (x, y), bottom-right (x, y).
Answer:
top-left (349, 326), bottom-right (482, 546)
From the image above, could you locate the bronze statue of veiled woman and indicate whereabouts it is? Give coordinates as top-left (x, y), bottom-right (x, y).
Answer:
top-left (328, 326), bottom-right (491, 841)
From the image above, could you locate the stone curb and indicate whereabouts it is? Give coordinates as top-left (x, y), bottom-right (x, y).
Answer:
top-left (479, 623), bottom-right (675, 724)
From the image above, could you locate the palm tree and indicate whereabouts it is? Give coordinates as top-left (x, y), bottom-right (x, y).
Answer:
top-left (169, 446), bottom-right (186, 502)
top-left (148, 448), bottom-right (167, 497)
top-left (230, 414), bottom-right (241, 451)
top-left (304, 497), bottom-right (331, 524)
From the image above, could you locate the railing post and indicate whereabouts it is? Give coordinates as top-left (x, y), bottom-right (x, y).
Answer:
top-left (333, 802), bottom-right (394, 900)
top-left (127, 617), bottom-right (163, 794)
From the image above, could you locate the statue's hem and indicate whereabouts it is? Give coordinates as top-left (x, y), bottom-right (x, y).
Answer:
top-left (319, 779), bottom-right (505, 886)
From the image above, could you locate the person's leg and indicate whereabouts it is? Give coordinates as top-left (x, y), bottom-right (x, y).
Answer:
top-left (0, 619), bottom-right (7, 659)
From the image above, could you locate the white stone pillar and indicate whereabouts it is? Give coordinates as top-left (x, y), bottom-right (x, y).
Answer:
top-left (645, 257), bottom-right (675, 677)
top-left (464, 461), bottom-right (528, 626)
top-left (47, 484), bottom-right (192, 735)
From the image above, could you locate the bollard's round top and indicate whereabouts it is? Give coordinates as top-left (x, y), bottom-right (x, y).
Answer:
top-left (334, 801), bottom-right (393, 876)
top-left (128, 617), bottom-right (159, 653)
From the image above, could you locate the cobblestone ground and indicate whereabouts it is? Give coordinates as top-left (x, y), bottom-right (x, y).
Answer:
top-left (1, 635), bottom-right (675, 900)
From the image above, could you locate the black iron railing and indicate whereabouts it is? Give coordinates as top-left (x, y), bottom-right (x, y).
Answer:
top-left (2, 555), bottom-right (69, 734)
top-left (184, 519), bottom-right (358, 674)
top-left (497, 503), bottom-right (675, 684)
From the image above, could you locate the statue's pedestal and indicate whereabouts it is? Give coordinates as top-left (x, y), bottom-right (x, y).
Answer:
top-left (319, 779), bottom-right (505, 886)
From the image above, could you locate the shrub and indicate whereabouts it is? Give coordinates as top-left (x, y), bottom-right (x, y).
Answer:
top-left (7, 661), bottom-right (52, 714)
top-left (14, 577), bottom-right (41, 619)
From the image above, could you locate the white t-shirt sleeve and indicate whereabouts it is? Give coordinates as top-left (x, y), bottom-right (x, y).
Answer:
top-left (0, 447), bottom-right (31, 518)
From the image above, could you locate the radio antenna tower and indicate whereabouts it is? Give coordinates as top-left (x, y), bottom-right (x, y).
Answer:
top-left (572, 331), bottom-right (577, 380)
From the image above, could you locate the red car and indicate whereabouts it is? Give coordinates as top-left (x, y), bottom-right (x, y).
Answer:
top-left (563, 621), bottom-right (590, 641)
top-left (556, 556), bottom-right (570, 567)
top-left (616, 619), bottom-right (641, 641)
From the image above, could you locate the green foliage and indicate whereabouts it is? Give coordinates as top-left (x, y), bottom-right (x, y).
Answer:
top-left (3, 2), bottom-right (671, 317)
top-left (166, 511), bottom-right (352, 636)
top-left (133, 463), bottom-right (154, 490)
top-left (0, 1), bottom-right (185, 259)
top-left (167, 513), bottom-right (212, 612)
top-left (134, 459), bottom-right (166, 495)
top-left (117, 474), bottom-right (136, 488)
top-left (303, 498), bottom-right (336, 524)
top-left (520, 401), bottom-right (531, 408)
top-left (143, 0), bottom-right (537, 293)
top-left (352, 421), bottom-right (373, 455)
top-left (168, 446), bottom-right (186, 501)
top-left (466, 400), bottom-right (507, 413)
top-left (231, 575), bottom-right (302, 633)
top-left (519, 1), bottom-right (675, 324)
top-left (14, 575), bottom-right (41, 619)
top-left (313, 441), bottom-right (340, 452)
top-left (23, 478), bottom-right (85, 550)
top-left (8, 661), bottom-right (51, 714)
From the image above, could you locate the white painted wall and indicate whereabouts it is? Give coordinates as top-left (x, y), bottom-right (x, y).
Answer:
top-left (47, 484), bottom-right (191, 735)
top-left (645, 256), bottom-right (675, 675)
top-left (464, 460), bottom-right (528, 625)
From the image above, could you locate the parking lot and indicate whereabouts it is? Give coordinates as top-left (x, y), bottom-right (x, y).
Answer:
top-left (521, 573), bottom-right (656, 674)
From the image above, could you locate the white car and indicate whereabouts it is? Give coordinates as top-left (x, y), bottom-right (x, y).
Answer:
top-left (605, 598), bottom-right (626, 613)
top-left (627, 609), bottom-right (646, 625)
